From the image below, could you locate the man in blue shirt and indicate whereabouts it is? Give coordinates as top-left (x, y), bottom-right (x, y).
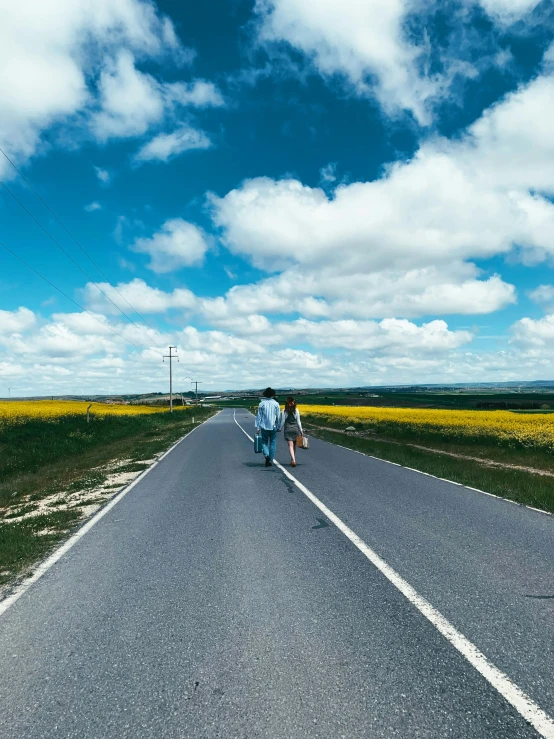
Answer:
top-left (255, 387), bottom-right (281, 467)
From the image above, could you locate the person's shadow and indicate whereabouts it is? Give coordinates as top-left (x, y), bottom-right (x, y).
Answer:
top-left (243, 461), bottom-right (286, 470)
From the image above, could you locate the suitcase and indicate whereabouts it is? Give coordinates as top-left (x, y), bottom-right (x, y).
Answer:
top-left (254, 434), bottom-right (263, 454)
top-left (296, 435), bottom-right (309, 449)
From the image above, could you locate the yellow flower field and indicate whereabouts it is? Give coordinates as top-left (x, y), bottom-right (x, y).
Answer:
top-left (0, 400), bottom-right (185, 425)
top-left (302, 405), bottom-right (554, 450)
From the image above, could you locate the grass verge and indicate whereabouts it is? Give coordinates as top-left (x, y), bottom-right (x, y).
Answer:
top-left (306, 425), bottom-right (554, 514)
top-left (0, 408), bottom-right (214, 590)
top-left (303, 414), bottom-right (554, 472)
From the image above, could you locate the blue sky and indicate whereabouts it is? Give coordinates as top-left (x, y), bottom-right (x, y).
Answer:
top-left (2, 0), bottom-right (554, 395)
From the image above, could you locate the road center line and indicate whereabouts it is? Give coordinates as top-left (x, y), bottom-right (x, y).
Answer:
top-left (235, 411), bottom-right (554, 738)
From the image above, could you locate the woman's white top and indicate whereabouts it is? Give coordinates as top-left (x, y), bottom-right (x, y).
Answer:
top-left (279, 408), bottom-right (303, 435)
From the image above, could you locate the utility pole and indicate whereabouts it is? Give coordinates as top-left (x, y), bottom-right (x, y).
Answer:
top-left (163, 346), bottom-right (179, 412)
top-left (192, 380), bottom-right (202, 405)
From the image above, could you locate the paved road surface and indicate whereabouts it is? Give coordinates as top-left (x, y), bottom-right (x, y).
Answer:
top-left (0, 408), bottom-right (552, 738)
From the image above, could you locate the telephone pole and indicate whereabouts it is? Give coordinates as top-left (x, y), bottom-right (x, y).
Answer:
top-left (192, 380), bottom-right (202, 405)
top-left (163, 346), bottom-right (179, 412)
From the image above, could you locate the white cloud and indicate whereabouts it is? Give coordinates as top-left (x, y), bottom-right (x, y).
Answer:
top-left (273, 317), bottom-right (473, 353)
top-left (254, 0), bottom-right (545, 123)
top-left (211, 154), bottom-right (554, 273)
top-left (209, 171), bottom-right (520, 318)
top-left (84, 201), bottom-right (101, 212)
top-left (9, 320), bottom-right (117, 359)
top-left (167, 80), bottom-right (225, 108)
top-left (528, 285), bottom-right (554, 307)
top-left (131, 219), bottom-right (211, 273)
top-left (135, 126), bottom-right (211, 163)
top-left (93, 61), bottom-right (224, 143)
top-left (0, 307), bottom-right (36, 335)
top-left (478, 0), bottom-right (542, 21)
top-left (200, 269), bottom-right (515, 324)
top-left (2, 302), bottom-right (554, 396)
top-left (319, 162), bottom-right (337, 184)
top-left (511, 314), bottom-right (554, 347)
top-left (0, 362), bottom-right (25, 380)
top-left (50, 311), bottom-right (115, 337)
top-left (92, 50), bottom-right (166, 140)
top-left (0, 0), bottom-right (217, 175)
top-left (94, 166), bottom-right (110, 184)
top-left (82, 278), bottom-right (197, 314)
top-left (209, 70), bottom-right (554, 323)
top-left (256, 0), bottom-right (436, 123)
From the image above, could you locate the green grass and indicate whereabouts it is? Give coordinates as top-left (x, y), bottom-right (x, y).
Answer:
top-left (0, 510), bottom-right (83, 586)
top-left (0, 408), bottom-right (214, 590)
top-left (308, 426), bottom-right (554, 514)
top-left (303, 414), bottom-right (554, 472)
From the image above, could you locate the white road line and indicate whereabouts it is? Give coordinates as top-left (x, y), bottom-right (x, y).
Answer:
top-left (0, 415), bottom-right (216, 619)
top-left (309, 425), bottom-right (552, 517)
top-left (234, 411), bottom-right (554, 738)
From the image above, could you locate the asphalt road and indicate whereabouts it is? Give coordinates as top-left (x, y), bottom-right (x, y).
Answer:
top-left (0, 408), bottom-right (552, 738)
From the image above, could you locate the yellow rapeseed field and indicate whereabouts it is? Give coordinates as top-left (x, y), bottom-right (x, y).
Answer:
top-left (0, 400), bottom-right (185, 425)
top-left (302, 405), bottom-right (554, 450)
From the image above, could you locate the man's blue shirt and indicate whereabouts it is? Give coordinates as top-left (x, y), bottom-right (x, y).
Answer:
top-left (255, 398), bottom-right (280, 430)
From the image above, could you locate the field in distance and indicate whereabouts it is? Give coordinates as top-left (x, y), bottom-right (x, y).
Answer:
top-left (213, 388), bottom-right (554, 411)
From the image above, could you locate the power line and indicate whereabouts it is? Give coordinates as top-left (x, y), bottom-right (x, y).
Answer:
top-left (0, 148), bottom-right (167, 348)
top-left (0, 176), bottom-right (165, 350)
top-left (0, 240), bottom-right (144, 350)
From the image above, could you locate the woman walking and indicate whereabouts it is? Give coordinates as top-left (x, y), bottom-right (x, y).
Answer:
top-left (279, 396), bottom-right (303, 467)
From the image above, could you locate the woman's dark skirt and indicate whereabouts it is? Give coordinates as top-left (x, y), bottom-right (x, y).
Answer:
top-left (284, 421), bottom-right (300, 442)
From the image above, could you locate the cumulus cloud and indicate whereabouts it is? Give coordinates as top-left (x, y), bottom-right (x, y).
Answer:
top-left (254, 0), bottom-right (545, 123)
top-left (131, 219), bottom-right (211, 273)
top-left (272, 317), bottom-right (473, 353)
top-left (0, 307), bottom-right (36, 335)
top-left (93, 59), bottom-right (225, 142)
top-left (92, 50), bottom-right (166, 140)
top-left (208, 70), bottom-right (554, 322)
top-left (3, 301), bottom-right (554, 395)
top-left (0, 0), bottom-right (219, 174)
top-left (200, 267), bottom-right (515, 323)
top-left (135, 126), bottom-right (211, 163)
top-left (255, 0), bottom-right (437, 123)
top-left (82, 278), bottom-right (197, 314)
top-left (511, 314), bottom-right (554, 347)
top-left (209, 171), bottom-right (520, 319)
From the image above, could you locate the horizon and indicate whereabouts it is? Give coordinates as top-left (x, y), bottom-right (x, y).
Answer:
top-left (4, 378), bottom-right (554, 401)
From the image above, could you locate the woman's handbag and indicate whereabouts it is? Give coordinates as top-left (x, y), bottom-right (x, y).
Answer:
top-left (254, 434), bottom-right (263, 454)
top-left (296, 434), bottom-right (309, 449)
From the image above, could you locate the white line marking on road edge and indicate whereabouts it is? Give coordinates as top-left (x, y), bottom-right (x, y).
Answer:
top-left (234, 410), bottom-right (554, 738)
top-left (310, 428), bottom-right (553, 517)
top-left (0, 413), bottom-right (218, 619)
